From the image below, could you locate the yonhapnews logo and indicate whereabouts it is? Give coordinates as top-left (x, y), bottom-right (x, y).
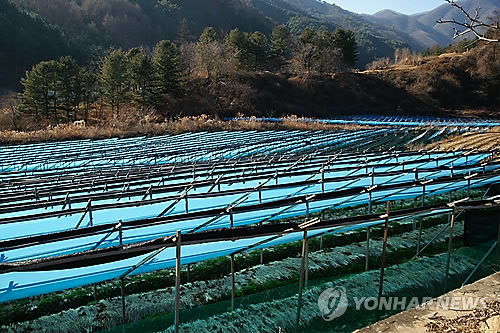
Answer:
top-left (317, 286), bottom-right (348, 321)
top-left (317, 285), bottom-right (488, 321)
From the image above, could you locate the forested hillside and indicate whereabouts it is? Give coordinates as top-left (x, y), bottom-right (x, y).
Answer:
top-left (251, 0), bottom-right (420, 64)
top-left (0, 0), bottom-right (72, 87)
top-left (1, 0), bottom-right (417, 89)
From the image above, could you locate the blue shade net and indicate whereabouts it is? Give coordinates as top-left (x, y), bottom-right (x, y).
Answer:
top-left (0, 128), bottom-right (498, 303)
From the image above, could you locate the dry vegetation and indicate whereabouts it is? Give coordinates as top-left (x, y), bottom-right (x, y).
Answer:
top-left (1, 42), bottom-right (498, 145)
top-left (0, 114), bottom-right (373, 145)
top-left (426, 127), bottom-right (500, 152)
top-left (426, 301), bottom-right (500, 333)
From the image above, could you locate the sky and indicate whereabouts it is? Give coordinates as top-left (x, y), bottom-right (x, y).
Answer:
top-left (326, 0), bottom-right (444, 15)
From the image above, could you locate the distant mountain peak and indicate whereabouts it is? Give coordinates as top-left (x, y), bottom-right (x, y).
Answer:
top-left (373, 9), bottom-right (406, 17)
top-left (367, 0), bottom-right (500, 48)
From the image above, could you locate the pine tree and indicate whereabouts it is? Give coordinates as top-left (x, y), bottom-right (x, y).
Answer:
top-left (228, 28), bottom-right (249, 69)
top-left (332, 28), bottom-right (359, 68)
top-left (247, 31), bottom-right (268, 71)
top-left (57, 56), bottom-right (83, 121)
top-left (80, 69), bottom-right (97, 122)
top-left (99, 49), bottom-right (128, 116)
top-left (18, 60), bottom-right (60, 123)
top-left (18, 56), bottom-right (90, 124)
top-left (126, 48), bottom-right (155, 109)
top-left (270, 25), bottom-right (292, 70)
top-left (152, 40), bottom-right (183, 95)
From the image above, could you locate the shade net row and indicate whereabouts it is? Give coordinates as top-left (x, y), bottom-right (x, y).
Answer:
top-left (0, 129), bottom-right (395, 172)
top-left (0, 151), bottom-right (495, 252)
top-left (226, 116), bottom-right (500, 128)
top-left (1, 197), bottom-right (498, 303)
top-left (1, 129), bottom-right (498, 304)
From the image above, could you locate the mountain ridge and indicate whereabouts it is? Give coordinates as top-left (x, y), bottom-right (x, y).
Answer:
top-left (367, 0), bottom-right (500, 48)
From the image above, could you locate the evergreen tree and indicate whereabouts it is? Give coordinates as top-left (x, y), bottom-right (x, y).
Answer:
top-left (80, 69), bottom-right (97, 122)
top-left (99, 49), bottom-right (128, 115)
top-left (126, 48), bottom-right (155, 109)
top-left (332, 28), bottom-right (359, 68)
top-left (247, 31), bottom-right (268, 71)
top-left (18, 59), bottom-right (60, 123)
top-left (57, 56), bottom-right (83, 121)
top-left (270, 25), bottom-right (292, 70)
top-left (152, 40), bottom-right (183, 95)
top-left (18, 56), bottom-right (90, 124)
top-left (228, 28), bottom-right (249, 69)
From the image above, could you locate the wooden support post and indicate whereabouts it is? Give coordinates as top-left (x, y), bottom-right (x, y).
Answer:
top-left (497, 215), bottom-right (500, 259)
top-left (413, 170), bottom-right (419, 231)
top-left (88, 199), bottom-right (93, 227)
top-left (416, 183), bottom-right (425, 254)
top-left (305, 236), bottom-right (309, 288)
top-left (258, 188), bottom-right (262, 204)
top-left (295, 229), bottom-right (308, 333)
top-left (231, 253), bottom-right (236, 311)
top-left (121, 277), bottom-right (126, 324)
top-left (119, 220), bottom-right (123, 245)
top-left (366, 191), bottom-right (373, 271)
top-left (422, 182), bottom-right (426, 207)
top-left (230, 209), bottom-right (234, 228)
top-left (444, 207), bottom-right (456, 292)
top-left (175, 230), bottom-right (181, 333)
top-left (467, 171), bottom-right (471, 197)
top-left (184, 195), bottom-right (189, 214)
top-left (378, 202), bottom-right (390, 301)
top-left (259, 220), bottom-right (264, 264)
top-left (320, 235), bottom-right (324, 250)
top-left (365, 227), bottom-right (371, 271)
top-left (305, 201), bottom-right (310, 220)
top-left (321, 167), bottom-right (325, 194)
top-left (416, 218), bottom-right (423, 255)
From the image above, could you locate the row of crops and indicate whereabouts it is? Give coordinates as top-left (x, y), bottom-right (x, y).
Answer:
top-left (1, 123), bottom-right (499, 307)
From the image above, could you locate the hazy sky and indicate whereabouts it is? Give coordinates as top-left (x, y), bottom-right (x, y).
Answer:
top-left (326, 0), bottom-right (444, 15)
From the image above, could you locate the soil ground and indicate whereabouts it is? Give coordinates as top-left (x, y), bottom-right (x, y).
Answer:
top-left (356, 272), bottom-right (500, 333)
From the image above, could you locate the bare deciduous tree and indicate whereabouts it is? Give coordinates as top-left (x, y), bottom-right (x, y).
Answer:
top-left (437, 0), bottom-right (499, 43)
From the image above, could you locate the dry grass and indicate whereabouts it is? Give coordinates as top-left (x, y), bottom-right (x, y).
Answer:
top-left (426, 301), bottom-right (500, 333)
top-left (0, 115), bottom-right (375, 145)
top-left (425, 127), bottom-right (500, 152)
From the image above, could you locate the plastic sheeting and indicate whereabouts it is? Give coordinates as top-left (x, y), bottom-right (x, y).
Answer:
top-left (0, 205), bottom-right (455, 303)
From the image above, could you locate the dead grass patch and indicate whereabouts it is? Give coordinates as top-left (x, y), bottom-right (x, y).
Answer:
top-left (0, 115), bottom-right (376, 145)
